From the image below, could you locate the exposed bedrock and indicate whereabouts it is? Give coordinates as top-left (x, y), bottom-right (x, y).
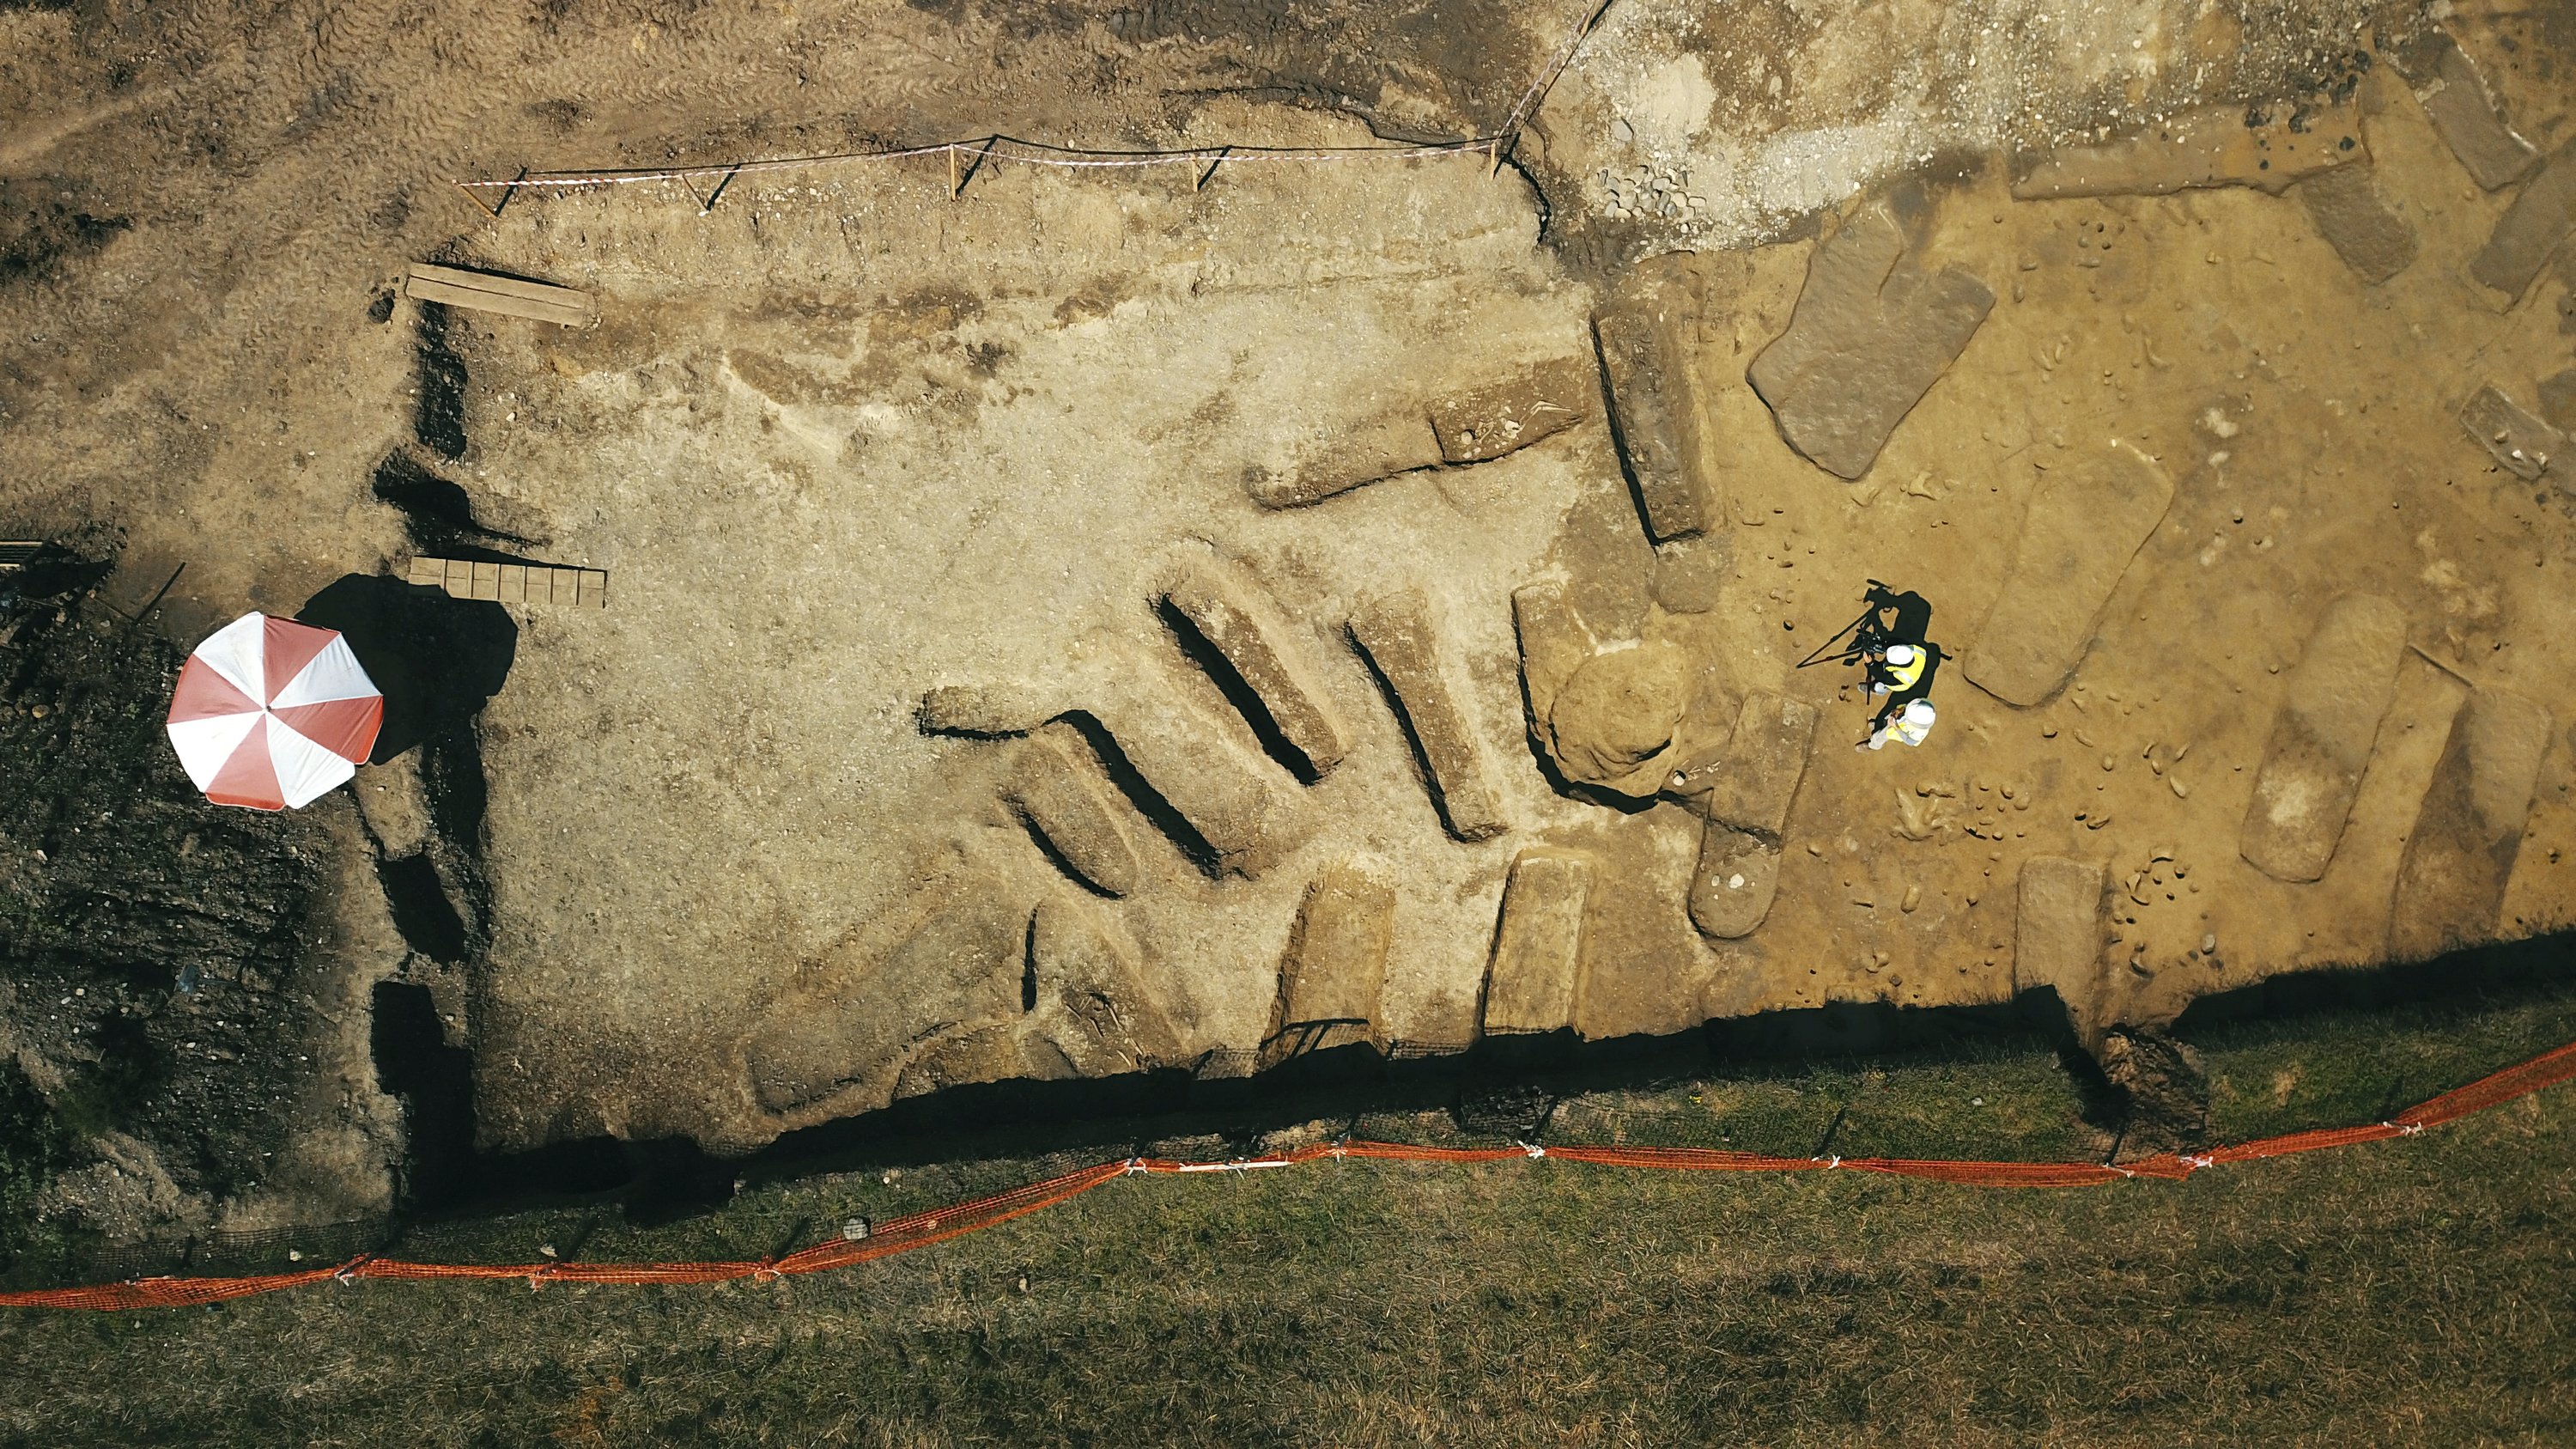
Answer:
top-left (1480, 849), bottom-right (1596, 1036)
top-left (2387, 691), bottom-right (2552, 962)
top-left (2387, 29), bottom-right (2541, 191)
top-left (2008, 99), bottom-right (2365, 199)
top-left (2298, 163), bottom-right (2420, 285)
top-left (1747, 193), bottom-right (1993, 481)
top-left (1963, 441), bottom-right (2173, 707)
top-left (1347, 589), bottom-right (1509, 841)
top-left (2014, 856), bottom-right (2110, 1047)
top-left (2239, 595), bottom-right (2409, 884)
top-left (1157, 546), bottom-right (1349, 780)
top-left (1261, 860), bottom-right (1396, 1068)
top-left (1595, 281), bottom-right (1720, 537)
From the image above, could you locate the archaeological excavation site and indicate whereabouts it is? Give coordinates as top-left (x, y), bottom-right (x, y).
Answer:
top-left (2, 0), bottom-right (2573, 1288)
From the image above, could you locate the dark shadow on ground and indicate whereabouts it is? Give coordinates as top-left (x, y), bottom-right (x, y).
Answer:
top-left (364, 927), bottom-right (2576, 1229)
top-left (295, 574), bottom-right (516, 763)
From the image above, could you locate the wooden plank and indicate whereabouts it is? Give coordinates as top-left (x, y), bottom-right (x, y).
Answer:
top-left (403, 265), bottom-right (593, 326)
top-left (403, 557), bottom-right (606, 607)
top-left (0, 541), bottom-right (45, 569)
top-left (406, 263), bottom-right (591, 308)
top-left (404, 276), bottom-right (591, 326)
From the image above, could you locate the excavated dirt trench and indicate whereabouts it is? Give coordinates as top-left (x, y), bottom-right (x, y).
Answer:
top-left (2, 0), bottom-right (2573, 1249)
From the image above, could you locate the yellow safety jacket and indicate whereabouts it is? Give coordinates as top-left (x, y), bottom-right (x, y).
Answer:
top-left (1882, 650), bottom-right (1926, 691)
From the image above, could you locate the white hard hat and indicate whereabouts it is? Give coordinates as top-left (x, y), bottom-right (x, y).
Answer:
top-left (1902, 700), bottom-right (1936, 723)
top-left (1886, 644), bottom-right (1917, 666)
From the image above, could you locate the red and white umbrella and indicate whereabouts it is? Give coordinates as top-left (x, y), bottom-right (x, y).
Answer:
top-left (166, 612), bottom-right (383, 811)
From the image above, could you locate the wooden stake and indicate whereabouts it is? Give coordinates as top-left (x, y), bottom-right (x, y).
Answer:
top-left (1196, 146), bottom-right (1228, 191)
top-left (952, 136), bottom-right (998, 198)
top-left (696, 164), bottom-right (743, 215)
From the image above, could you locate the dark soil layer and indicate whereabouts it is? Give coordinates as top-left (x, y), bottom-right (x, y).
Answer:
top-left (0, 550), bottom-right (327, 1220)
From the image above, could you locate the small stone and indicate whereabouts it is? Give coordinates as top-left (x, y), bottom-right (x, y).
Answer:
top-left (1727, 873), bottom-right (1747, 890)
top-left (2101, 755), bottom-right (2116, 771)
top-left (2042, 725), bottom-right (2057, 738)
top-left (2201, 933), bottom-right (2218, 954)
top-left (2170, 777), bottom-right (2190, 799)
top-left (842, 1218), bottom-right (869, 1241)
top-left (1902, 884), bottom-right (1922, 912)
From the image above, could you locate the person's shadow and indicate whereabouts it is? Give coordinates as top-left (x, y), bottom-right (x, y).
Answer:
top-left (295, 575), bottom-right (516, 763)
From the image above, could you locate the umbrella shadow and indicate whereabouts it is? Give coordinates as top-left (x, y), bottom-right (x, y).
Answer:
top-left (295, 574), bottom-right (517, 763)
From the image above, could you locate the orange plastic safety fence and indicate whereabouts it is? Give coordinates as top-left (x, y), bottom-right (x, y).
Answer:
top-left (8, 1033), bottom-right (2574, 1313)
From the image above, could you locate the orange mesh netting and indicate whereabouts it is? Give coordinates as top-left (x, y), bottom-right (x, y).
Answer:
top-left (7, 1035), bottom-right (2572, 1312)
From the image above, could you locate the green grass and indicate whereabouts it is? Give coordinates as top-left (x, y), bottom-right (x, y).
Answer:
top-left (4, 983), bottom-right (2575, 1446)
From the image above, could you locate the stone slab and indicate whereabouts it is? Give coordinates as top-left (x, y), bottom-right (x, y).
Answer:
top-left (2393, 33), bottom-right (2541, 191)
top-left (2008, 100), bottom-right (2365, 198)
top-left (1002, 721), bottom-right (1141, 897)
top-left (1687, 825), bottom-right (1780, 940)
top-left (1428, 354), bottom-right (1595, 465)
top-left (1246, 408), bottom-right (1442, 508)
top-left (2469, 141), bottom-right (2576, 304)
top-left (2387, 691), bottom-right (2552, 961)
top-left (2460, 384), bottom-right (2565, 482)
top-left (1481, 849), bottom-right (1595, 1035)
top-left (2540, 369), bottom-right (2576, 433)
top-left (1347, 590), bottom-right (1508, 841)
top-left (2299, 163), bottom-right (2419, 284)
top-left (915, 680), bottom-right (1054, 736)
top-left (2013, 856), bottom-right (2107, 1039)
top-left (1261, 861), bottom-right (1395, 1065)
top-left (1748, 202), bottom-right (1992, 481)
top-left (1963, 441), bottom-right (2173, 707)
top-left (1510, 579), bottom-right (1596, 733)
top-left (1595, 289), bottom-right (1719, 536)
top-left (1670, 691), bottom-right (1818, 839)
top-left (2239, 594), bottom-right (2408, 884)
top-left (1160, 551), bottom-right (1347, 777)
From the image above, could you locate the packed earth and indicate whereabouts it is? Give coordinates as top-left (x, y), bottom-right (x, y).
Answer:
top-left (1, 0), bottom-right (2572, 1250)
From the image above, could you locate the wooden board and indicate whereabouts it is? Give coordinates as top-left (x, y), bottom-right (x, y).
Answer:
top-left (0, 541), bottom-right (44, 570)
top-left (406, 556), bottom-right (607, 606)
top-left (404, 264), bottom-right (594, 326)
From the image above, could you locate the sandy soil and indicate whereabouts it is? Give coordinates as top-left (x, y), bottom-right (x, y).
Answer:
top-left (3, 0), bottom-right (2572, 1199)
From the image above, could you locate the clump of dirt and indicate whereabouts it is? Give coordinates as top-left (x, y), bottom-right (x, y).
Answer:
top-left (0, 179), bottom-right (127, 290)
top-left (0, 541), bottom-right (338, 1245)
top-left (2097, 1028), bottom-right (2211, 1155)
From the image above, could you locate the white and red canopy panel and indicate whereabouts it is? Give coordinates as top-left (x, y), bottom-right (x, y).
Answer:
top-left (166, 612), bottom-right (383, 811)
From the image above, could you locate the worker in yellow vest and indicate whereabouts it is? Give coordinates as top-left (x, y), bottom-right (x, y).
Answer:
top-left (1869, 642), bottom-right (1927, 697)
